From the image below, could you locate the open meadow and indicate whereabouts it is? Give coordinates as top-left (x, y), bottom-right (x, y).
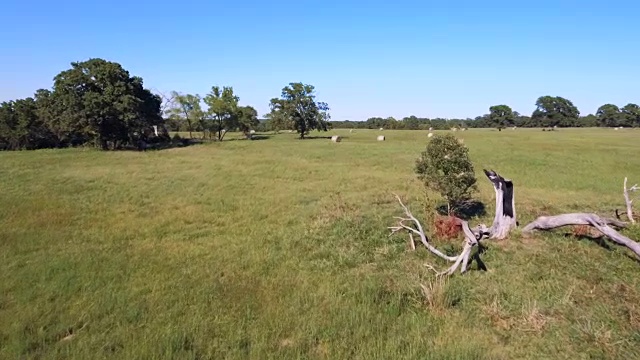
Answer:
top-left (2, 128), bottom-right (640, 359)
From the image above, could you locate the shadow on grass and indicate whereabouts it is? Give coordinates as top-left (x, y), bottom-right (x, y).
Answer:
top-left (125, 133), bottom-right (274, 151)
top-left (302, 135), bottom-right (351, 140)
top-left (563, 233), bottom-right (612, 251)
top-left (436, 200), bottom-right (487, 220)
top-left (223, 134), bottom-right (272, 141)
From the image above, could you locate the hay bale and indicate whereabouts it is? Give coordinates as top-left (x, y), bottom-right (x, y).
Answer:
top-left (249, 129), bottom-right (256, 134)
top-left (429, 127), bottom-right (433, 131)
top-left (427, 132), bottom-right (434, 138)
top-left (377, 135), bottom-right (385, 141)
top-left (379, 127), bottom-right (384, 131)
top-left (331, 135), bottom-right (341, 142)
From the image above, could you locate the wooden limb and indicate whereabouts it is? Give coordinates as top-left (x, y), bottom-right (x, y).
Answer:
top-left (389, 194), bottom-right (458, 262)
top-left (522, 213), bottom-right (639, 258)
top-left (408, 233), bottom-right (416, 251)
top-left (624, 177), bottom-right (638, 224)
top-left (483, 169), bottom-right (517, 239)
top-left (390, 194), bottom-right (489, 275)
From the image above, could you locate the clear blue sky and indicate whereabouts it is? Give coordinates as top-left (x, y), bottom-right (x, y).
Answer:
top-left (1, 0), bottom-right (638, 120)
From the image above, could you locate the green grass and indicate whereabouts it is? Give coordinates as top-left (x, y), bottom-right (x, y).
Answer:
top-left (1, 128), bottom-right (640, 359)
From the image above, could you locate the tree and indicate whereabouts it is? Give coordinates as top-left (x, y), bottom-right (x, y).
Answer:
top-left (264, 109), bottom-right (292, 133)
top-left (596, 104), bottom-right (622, 127)
top-left (488, 105), bottom-right (515, 130)
top-left (415, 134), bottom-right (478, 215)
top-left (268, 82), bottom-right (329, 139)
top-left (621, 103), bottom-right (640, 127)
top-left (531, 96), bottom-right (580, 127)
top-left (236, 105), bottom-right (259, 134)
top-left (49, 58), bottom-right (163, 149)
top-left (167, 92), bottom-right (203, 139)
top-left (203, 86), bottom-right (239, 141)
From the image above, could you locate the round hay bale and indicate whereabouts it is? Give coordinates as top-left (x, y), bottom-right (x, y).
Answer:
top-left (427, 132), bottom-right (434, 138)
top-left (331, 135), bottom-right (341, 142)
top-left (377, 135), bottom-right (385, 141)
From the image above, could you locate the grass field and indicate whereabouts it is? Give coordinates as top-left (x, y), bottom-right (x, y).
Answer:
top-left (1, 128), bottom-right (640, 359)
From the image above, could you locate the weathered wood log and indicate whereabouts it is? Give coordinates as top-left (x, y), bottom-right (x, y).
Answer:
top-left (522, 213), bottom-right (639, 258)
top-left (483, 169), bottom-right (517, 239)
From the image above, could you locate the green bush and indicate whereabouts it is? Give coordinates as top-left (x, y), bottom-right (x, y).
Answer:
top-left (415, 134), bottom-right (478, 215)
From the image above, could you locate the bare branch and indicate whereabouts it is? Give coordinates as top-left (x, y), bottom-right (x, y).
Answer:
top-left (624, 177), bottom-right (638, 224)
top-left (389, 194), bottom-right (491, 275)
top-left (522, 213), bottom-right (626, 231)
top-left (391, 194), bottom-right (458, 262)
top-left (522, 213), bottom-right (639, 258)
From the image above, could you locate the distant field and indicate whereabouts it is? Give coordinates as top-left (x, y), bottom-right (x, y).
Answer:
top-left (1, 128), bottom-right (640, 359)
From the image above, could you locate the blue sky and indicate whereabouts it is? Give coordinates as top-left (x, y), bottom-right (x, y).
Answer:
top-left (1, 0), bottom-right (638, 120)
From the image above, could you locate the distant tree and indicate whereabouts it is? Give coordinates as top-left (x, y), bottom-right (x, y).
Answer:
top-left (621, 103), bottom-right (640, 127)
top-left (596, 104), bottom-right (622, 127)
top-left (47, 58), bottom-right (163, 149)
top-left (579, 114), bottom-right (599, 127)
top-left (203, 86), bottom-right (240, 141)
top-left (415, 133), bottom-right (478, 215)
top-left (488, 105), bottom-right (515, 130)
top-left (167, 92), bottom-right (203, 138)
top-left (316, 101), bottom-right (331, 131)
top-left (264, 109), bottom-right (292, 133)
top-left (531, 96), bottom-right (580, 127)
top-left (268, 82), bottom-right (329, 139)
top-left (236, 105), bottom-right (259, 134)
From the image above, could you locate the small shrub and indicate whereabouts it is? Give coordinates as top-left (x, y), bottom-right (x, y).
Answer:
top-left (415, 133), bottom-right (478, 216)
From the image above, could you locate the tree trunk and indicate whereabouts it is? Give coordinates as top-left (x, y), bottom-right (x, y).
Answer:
top-left (623, 177), bottom-right (637, 223)
top-left (483, 169), bottom-right (517, 239)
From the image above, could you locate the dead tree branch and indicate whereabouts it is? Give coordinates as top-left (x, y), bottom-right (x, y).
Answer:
top-left (624, 177), bottom-right (638, 223)
top-left (389, 194), bottom-right (490, 276)
top-left (389, 169), bottom-right (514, 276)
top-left (522, 213), bottom-right (640, 258)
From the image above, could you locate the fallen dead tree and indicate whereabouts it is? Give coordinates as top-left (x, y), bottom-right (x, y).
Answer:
top-left (521, 213), bottom-right (640, 258)
top-left (389, 170), bottom-right (640, 276)
top-left (389, 169), bottom-right (513, 275)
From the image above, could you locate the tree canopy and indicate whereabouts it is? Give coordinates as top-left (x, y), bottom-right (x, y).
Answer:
top-left (267, 82), bottom-right (330, 139)
top-left (1, 58), bottom-right (164, 150)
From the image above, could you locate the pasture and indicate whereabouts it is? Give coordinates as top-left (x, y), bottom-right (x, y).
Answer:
top-left (1, 128), bottom-right (640, 359)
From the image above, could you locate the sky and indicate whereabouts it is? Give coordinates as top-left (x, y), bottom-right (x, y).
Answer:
top-left (1, 0), bottom-right (639, 120)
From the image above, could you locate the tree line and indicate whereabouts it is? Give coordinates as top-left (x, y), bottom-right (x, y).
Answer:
top-left (0, 58), bottom-right (331, 150)
top-left (329, 98), bottom-right (640, 130)
top-left (2, 58), bottom-right (639, 151)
